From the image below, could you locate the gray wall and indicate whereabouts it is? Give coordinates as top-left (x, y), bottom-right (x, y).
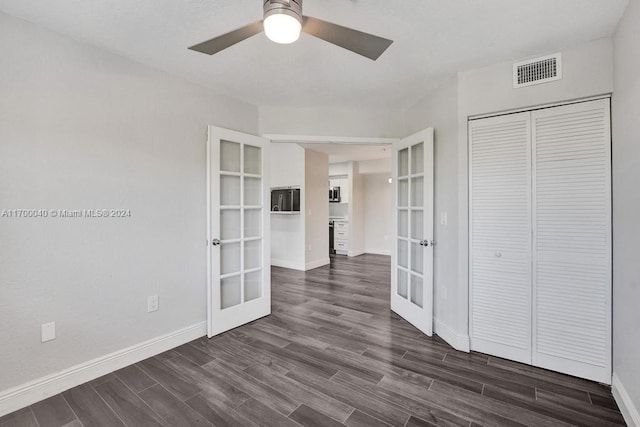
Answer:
top-left (0, 12), bottom-right (258, 391)
top-left (612, 0), bottom-right (640, 413)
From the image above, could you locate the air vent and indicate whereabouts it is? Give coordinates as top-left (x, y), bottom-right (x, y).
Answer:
top-left (513, 53), bottom-right (562, 88)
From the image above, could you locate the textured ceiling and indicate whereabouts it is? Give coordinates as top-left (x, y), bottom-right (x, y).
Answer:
top-left (0, 0), bottom-right (628, 109)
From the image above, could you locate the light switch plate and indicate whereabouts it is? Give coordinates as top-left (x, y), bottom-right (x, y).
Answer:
top-left (440, 211), bottom-right (448, 226)
top-left (41, 322), bottom-right (56, 343)
top-left (147, 295), bottom-right (159, 312)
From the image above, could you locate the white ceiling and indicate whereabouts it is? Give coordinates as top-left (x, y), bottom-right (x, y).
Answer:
top-left (0, 0), bottom-right (628, 110)
top-left (299, 143), bottom-right (391, 163)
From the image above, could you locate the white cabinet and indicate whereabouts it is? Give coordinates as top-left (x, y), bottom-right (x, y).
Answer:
top-left (469, 98), bottom-right (612, 384)
top-left (338, 178), bottom-right (349, 203)
top-left (329, 177), bottom-right (349, 203)
top-left (334, 220), bottom-right (349, 254)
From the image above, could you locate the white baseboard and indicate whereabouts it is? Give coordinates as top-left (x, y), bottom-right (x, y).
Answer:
top-left (305, 258), bottom-right (330, 271)
top-left (364, 248), bottom-right (391, 256)
top-left (348, 249), bottom-right (366, 257)
top-left (612, 372), bottom-right (640, 427)
top-left (0, 321), bottom-right (206, 417)
top-left (271, 258), bottom-right (305, 271)
top-left (434, 318), bottom-right (470, 352)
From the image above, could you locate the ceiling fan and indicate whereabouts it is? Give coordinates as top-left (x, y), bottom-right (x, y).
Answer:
top-left (189, 0), bottom-right (393, 61)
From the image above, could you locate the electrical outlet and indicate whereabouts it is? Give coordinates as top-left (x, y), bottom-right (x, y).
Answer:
top-left (147, 295), bottom-right (159, 313)
top-left (41, 322), bottom-right (56, 343)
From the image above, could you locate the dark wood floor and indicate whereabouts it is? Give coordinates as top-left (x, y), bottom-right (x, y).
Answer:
top-left (1, 254), bottom-right (625, 427)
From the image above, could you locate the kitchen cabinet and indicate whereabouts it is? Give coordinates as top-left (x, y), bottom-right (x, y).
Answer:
top-left (333, 220), bottom-right (349, 255)
top-left (329, 177), bottom-right (349, 203)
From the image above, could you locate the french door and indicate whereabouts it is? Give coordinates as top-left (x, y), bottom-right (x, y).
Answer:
top-left (391, 128), bottom-right (435, 336)
top-left (207, 126), bottom-right (270, 337)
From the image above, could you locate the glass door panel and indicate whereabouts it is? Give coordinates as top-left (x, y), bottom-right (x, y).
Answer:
top-left (411, 177), bottom-right (424, 207)
top-left (220, 210), bottom-right (241, 240)
top-left (244, 177), bottom-right (262, 206)
top-left (221, 176), bottom-right (240, 206)
top-left (221, 276), bottom-right (241, 309)
top-left (398, 148), bottom-right (409, 177)
top-left (244, 240), bottom-right (262, 270)
top-left (244, 145), bottom-right (261, 175)
top-left (398, 210), bottom-right (408, 238)
top-left (410, 275), bottom-right (423, 308)
top-left (244, 209), bottom-right (261, 238)
top-left (221, 242), bottom-right (241, 276)
top-left (398, 239), bottom-right (408, 269)
top-left (221, 141), bottom-right (241, 172)
top-left (411, 142), bottom-right (424, 174)
top-left (398, 179), bottom-right (409, 207)
top-left (244, 270), bottom-right (262, 302)
top-left (410, 210), bottom-right (423, 240)
top-left (398, 270), bottom-right (408, 299)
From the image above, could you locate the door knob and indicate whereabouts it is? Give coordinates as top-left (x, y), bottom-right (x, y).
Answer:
top-left (211, 238), bottom-right (221, 246)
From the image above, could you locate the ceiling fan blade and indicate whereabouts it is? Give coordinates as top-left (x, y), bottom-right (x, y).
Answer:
top-left (189, 21), bottom-right (263, 55)
top-left (301, 16), bottom-right (392, 61)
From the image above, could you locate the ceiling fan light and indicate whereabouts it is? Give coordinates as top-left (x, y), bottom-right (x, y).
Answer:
top-left (263, 13), bottom-right (301, 44)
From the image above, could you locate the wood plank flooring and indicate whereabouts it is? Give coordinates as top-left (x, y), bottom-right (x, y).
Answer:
top-left (1, 254), bottom-right (624, 426)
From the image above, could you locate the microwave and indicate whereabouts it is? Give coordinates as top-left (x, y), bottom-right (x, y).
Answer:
top-left (329, 186), bottom-right (341, 203)
top-left (271, 187), bottom-right (301, 213)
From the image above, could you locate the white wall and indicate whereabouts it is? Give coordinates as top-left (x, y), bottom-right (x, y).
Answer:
top-left (349, 163), bottom-right (365, 256)
top-left (0, 11), bottom-right (258, 394)
top-left (269, 143), bottom-right (306, 270)
top-left (329, 162), bottom-right (349, 176)
top-left (260, 106), bottom-right (406, 138)
top-left (358, 158), bottom-right (391, 175)
top-left (304, 150), bottom-right (329, 269)
top-left (363, 174), bottom-right (392, 255)
top-left (612, 1), bottom-right (640, 422)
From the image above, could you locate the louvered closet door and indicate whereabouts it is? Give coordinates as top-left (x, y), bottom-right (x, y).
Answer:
top-left (469, 112), bottom-right (533, 364)
top-left (532, 99), bottom-right (611, 384)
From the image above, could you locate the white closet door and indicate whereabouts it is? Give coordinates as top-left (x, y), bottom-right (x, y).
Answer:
top-left (469, 112), bottom-right (533, 364)
top-left (532, 99), bottom-right (611, 384)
